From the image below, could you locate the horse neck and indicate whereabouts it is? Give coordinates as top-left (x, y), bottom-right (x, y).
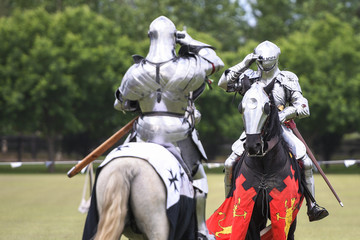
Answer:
top-left (251, 105), bottom-right (288, 173)
top-left (266, 139), bottom-right (288, 171)
top-left (248, 140), bottom-right (288, 174)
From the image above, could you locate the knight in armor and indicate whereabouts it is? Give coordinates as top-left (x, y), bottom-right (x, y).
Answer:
top-left (114, 16), bottom-right (224, 239)
top-left (218, 40), bottom-right (329, 222)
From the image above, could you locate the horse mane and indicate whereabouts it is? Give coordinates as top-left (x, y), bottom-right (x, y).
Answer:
top-left (262, 78), bottom-right (283, 144)
top-left (263, 93), bottom-right (291, 153)
top-left (263, 94), bottom-right (281, 141)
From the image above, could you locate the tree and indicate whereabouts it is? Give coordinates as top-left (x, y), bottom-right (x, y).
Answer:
top-left (247, 0), bottom-right (297, 41)
top-left (2, 1), bottom-right (360, 162)
top-left (1, 0), bottom-right (250, 51)
top-left (0, 6), bottom-right (143, 169)
top-left (294, 0), bottom-right (360, 33)
top-left (278, 13), bottom-right (360, 160)
top-left (204, 13), bottom-right (360, 160)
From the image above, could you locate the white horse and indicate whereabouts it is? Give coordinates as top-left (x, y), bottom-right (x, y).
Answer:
top-left (95, 156), bottom-right (169, 240)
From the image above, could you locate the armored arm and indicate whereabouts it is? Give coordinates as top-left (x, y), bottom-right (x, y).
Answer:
top-left (114, 63), bottom-right (142, 112)
top-left (218, 53), bottom-right (258, 91)
top-left (176, 31), bottom-right (224, 75)
top-left (278, 71), bottom-right (310, 122)
top-left (114, 89), bottom-right (139, 112)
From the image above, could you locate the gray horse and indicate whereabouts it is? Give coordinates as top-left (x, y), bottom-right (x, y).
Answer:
top-left (83, 142), bottom-right (196, 240)
top-left (95, 157), bottom-right (169, 240)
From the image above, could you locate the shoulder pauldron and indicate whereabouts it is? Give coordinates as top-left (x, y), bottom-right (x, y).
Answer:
top-left (277, 71), bottom-right (302, 93)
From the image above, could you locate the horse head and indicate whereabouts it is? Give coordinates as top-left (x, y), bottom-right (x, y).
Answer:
top-left (239, 79), bottom-right (278, 156)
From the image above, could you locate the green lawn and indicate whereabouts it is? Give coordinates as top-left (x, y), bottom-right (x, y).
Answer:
top-left (0, 174), bottom-right (87, 240)
top-left (0, 168), bottom-right (359, 239)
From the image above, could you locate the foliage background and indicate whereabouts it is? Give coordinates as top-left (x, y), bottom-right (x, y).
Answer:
top-left (1, 0), bottom-right (360, 164)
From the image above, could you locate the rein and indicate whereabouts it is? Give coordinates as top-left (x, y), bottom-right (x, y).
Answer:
top-left (259, 103), bottom-right (280, 155)
top-left (266, 135), bottom-right (280, 153)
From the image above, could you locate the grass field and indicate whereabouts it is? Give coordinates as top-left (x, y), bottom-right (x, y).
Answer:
top-left (0, 165), bottom-right (359, 240)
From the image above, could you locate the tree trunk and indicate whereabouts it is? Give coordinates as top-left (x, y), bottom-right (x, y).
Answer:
top-left (57, 0), bottom-right (62, 11)
top-left (47, 136), bottom-right (55, 173)
top-left (31, 135), bottom-right (37, 160)
top-left (318, 133), bottom-right (342, 169)
top-left (17, 134), bottom-right (23, 162)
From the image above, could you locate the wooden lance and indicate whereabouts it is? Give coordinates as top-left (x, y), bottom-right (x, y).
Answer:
top-left (67, 116), bottom-right (138, 178)
top-left (287, 120), bottom-right (343, 207)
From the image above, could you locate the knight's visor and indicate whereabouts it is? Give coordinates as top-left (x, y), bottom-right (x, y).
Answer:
top-left (257, 57), bottom-right (277, 71)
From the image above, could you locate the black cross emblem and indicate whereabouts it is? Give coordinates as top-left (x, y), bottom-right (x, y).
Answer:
top-left (168, 169), bottom-right (179, 192)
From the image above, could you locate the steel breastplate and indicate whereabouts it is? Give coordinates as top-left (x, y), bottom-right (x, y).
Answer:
top-left (271, 81), bottom-right (287, 108)
top-left (248, 70), bottom-right (287, 108)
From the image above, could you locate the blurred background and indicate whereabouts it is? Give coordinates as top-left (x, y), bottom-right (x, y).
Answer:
top-left (1, 0), bottom-right (360, 172)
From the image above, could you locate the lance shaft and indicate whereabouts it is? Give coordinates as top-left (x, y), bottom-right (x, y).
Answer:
top-left (288, 120), bottom-right (343, 207)
top-left (67, 116), bottom-right (138, 178)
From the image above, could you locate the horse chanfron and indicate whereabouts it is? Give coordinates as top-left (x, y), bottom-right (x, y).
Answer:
top-left (240, 82), bottom-right (272, 156)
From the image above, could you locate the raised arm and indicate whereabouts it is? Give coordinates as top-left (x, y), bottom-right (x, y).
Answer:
top-left (218, 53), bottom-right (258, 92)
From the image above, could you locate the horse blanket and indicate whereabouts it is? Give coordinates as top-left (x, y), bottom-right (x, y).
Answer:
top-left (207, 153), bottom-right (304, 240)
top-left (82, 142), bottom-right (196, 240)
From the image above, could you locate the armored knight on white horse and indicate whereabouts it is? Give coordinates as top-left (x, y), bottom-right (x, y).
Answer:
top-left (112, 16), bottom-right (224, 239)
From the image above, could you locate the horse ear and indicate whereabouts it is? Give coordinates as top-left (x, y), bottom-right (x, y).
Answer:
top-left (264, 78), bottom-right (276, 95)
top-left (240, 75), bottom-right (251, 95)
top-left (263, 102), bottom-right (270, 115)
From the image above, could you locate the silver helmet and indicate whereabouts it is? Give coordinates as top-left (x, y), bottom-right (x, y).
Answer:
top-left (146, 16), bottom-right (177, 63)
top-left (254, 40), bottom-right (281, 72)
